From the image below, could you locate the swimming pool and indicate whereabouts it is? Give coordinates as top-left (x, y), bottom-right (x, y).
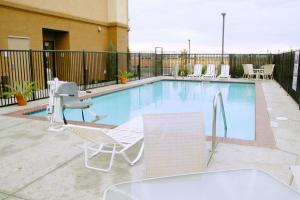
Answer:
top-left (31, 80), bottom-right (256, 140)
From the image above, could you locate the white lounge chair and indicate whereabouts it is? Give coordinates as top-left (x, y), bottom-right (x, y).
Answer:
top-left (246, 64), bottom-right (256, 78)
top-left (203, 64), bottom-right (216, 78)
top-left (262, 64), bottom-right (275, 79)
top-left (242, 64), bottom-right (249, 78)
top-left (188, 64), bottom-right (202, 77)
top-left (143, 112), bottom-right (208, 177)
top-left (66, 122), bottom-right (144, 172)
top-left (218, 64), bottom-right (231, 79)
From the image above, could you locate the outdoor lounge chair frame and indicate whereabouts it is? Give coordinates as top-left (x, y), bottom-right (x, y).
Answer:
top-left (218, 64), bottom-right (231, 79)
top-left (67, 124), bottom-right (144, 172)
top-left (203, 64), bottom-right (216, 78)
top-left (187, 64), bottom-right (202, 77)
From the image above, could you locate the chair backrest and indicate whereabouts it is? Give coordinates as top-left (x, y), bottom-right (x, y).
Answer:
top-left (263, 64), bottom-right (275, 75)
top-left (55, 82), bottom-right (79, 104)
top-left (207, 64), bottom-right (216, 75)
top-left (247, 64), bottom-right (254, 74)
top-left (194, 64), bottom-right (202, 75)
top-left (173, 64), bottom-right (179, 77)
top-left (242, 64), bottom-right (249, 75)
top-left (221, 64), bottom-right (230, 75)
top-left (143, 112), bottom-right (207, 177)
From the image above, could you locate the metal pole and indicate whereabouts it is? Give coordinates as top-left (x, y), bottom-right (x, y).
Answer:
top-left (188, 39), bottom-right (190, 55)
top-left (188, 39), bottom-right (191, 66)
top-left (221, 12), bottom-right (226, 64)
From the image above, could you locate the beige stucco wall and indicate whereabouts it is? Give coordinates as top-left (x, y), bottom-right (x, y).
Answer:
top-left (1, 0), bottom-right (109, 22)
top-left (1, 0), bottom-right (128, 25)
top-left (108, 0), bottom-right (128, 25)
top-left (0, 0), bottom-right (129, 51)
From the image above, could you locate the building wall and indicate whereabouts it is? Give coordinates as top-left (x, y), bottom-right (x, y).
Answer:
top-left (0, 0), bottom-right (129, 52)
top-left (1, 0), bottom-right (109, 23)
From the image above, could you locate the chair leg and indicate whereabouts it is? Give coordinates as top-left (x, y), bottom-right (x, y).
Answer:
top-left (121, 142), bottom-right (144, 165)
top-left (83, 143), bottom-right (116, 172)
top-left (62, 108), bottom-right (68, 125)
top-left (81, 109), bottom-right (85, 122)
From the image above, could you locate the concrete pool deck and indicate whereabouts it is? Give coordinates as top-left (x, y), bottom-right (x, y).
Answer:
top-left (0, 78), bottom-right (299, 200)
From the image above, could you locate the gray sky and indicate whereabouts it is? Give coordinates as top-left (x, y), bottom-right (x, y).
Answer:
top-left (129, 0), bottom-right (300, 53)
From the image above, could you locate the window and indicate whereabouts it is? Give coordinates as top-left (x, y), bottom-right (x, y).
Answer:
top-left (8, 36), bottom-right (31, 50)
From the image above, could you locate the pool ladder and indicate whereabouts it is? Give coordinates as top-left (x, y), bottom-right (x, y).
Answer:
top-left (207, 91), bottom-right (228, 166)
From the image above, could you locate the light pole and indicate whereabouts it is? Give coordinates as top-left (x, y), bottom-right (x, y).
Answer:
top-left (188, 39), bottom-right (191, 55)
top-left (221, 12), bottom-right (226, 64)
top-left (188, 39), bottom-right (191, 66)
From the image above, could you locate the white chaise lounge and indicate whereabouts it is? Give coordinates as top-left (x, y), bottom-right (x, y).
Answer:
top-left (188, 64), bottom-right (202, 77)
top-left (67, 119), bottom-right (144, 172)
top-left (218, 64), bottom-right (231, 79)
top-left (203, 64), bottom-right (216, 79)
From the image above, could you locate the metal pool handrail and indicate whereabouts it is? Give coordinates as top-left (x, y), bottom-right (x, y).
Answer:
top-left (207, 91), bottom-right (228, 166)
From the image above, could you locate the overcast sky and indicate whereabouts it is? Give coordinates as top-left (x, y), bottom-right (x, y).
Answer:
top-left (128, 0), bottom-right (300, 53)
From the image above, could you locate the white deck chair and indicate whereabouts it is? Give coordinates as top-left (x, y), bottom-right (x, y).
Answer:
top-left (67, 123), bottom-right (144, 172)
top-left (262, 64), bottom-right (275, 79)
top-left (247, 64), bottom-right (255, 79)
top-left (218, 64), bottom-right (231, 78)
top-left (143, 113), bottom-right (208, 177)
top-left (242, 64), bottom-right (249, 78)
top-left (203, 64), bottom-right (216, 79)
top-left (188, 64), bottom-right (202, 77)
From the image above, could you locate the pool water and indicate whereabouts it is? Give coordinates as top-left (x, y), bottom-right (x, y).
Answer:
top-left (31, 81), bottom-right (256, 140)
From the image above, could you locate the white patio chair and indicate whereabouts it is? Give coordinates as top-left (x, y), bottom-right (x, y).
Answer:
top-left (143, 112), bottom-right (208, 177)
top-left (262, 64), bottom-right (275, 79)
top-left (247, 64), bottom-right (255, 79)
top-left (203, 64), bottom-right (216, 79)
top-left (67, 123), bottom-right (144, 172)
top-left (242, 64), bottom-right (249, 78)
top-left (218, 64), bottom-right (231, 79)
top-left (187, 64), bottom-right (202, 77)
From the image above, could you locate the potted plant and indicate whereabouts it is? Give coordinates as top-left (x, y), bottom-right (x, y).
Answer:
top-left (178, 68), bottom-right (189, 77)
top-left (118, 71), bottom-right (134, 84)
top-left (3, 81), bottom-right (37, 106)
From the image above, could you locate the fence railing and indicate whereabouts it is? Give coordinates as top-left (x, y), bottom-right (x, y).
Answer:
top-left (0, 49), bottom-right (289, 107)
top-left (273, 50), bottom-right (300, 107)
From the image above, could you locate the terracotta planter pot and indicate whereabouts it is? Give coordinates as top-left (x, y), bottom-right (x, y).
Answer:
top-left (15, 95), bottom-right (27, 106)
top-left (120, 77), bottom-right (128, 84)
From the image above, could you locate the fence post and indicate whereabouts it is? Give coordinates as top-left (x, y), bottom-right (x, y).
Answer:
top-left (28, 49), bottom-right (36, 100)
top-left (160, 53), bottom-right (164, 76)
top-left (82, 50), bottom-right (87, 90)
top-left (138, 53), bottom-right (141, 80)
top-left (116, 52), bottom-right (119, 84)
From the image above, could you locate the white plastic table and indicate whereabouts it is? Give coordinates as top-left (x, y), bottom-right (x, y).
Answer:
top-left (103, 169), bottom-right (300, 200)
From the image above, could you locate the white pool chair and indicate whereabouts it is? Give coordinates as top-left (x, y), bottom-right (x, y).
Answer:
top-left (143, 112), bottom-right (208, 177)
top-left (247, 64), bottom-right (256, 79)
top-left (218, 64), bottom-right (231, 79)
top-left (242, 64), bottom-right (249, 78)
top-left (54, 82), bottom-right (103, 125)
top-left (262, 64), bottom-right (275, 79)
top-left (188, 64), bottom-right (202, 77)
top-left (67, 123), bottom-right (144, 172)
top-left (242, 64), bottom-right (255, 79)
top-left (203, 64), bottom-right (216, 79)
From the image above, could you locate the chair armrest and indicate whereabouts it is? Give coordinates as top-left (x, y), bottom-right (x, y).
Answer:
top-left (79, 90), bottom-right (92, 95)
top-left (57, 94), bottom-right (75, 97)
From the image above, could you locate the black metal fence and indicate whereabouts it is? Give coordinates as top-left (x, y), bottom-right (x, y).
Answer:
top-left (273, 50), bottom-right (300, 106)
top-left (0, 50), bottom-right (281, 107)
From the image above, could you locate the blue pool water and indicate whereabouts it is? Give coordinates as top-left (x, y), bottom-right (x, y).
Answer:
top-left (31, 81), bottom-right (256, 140)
